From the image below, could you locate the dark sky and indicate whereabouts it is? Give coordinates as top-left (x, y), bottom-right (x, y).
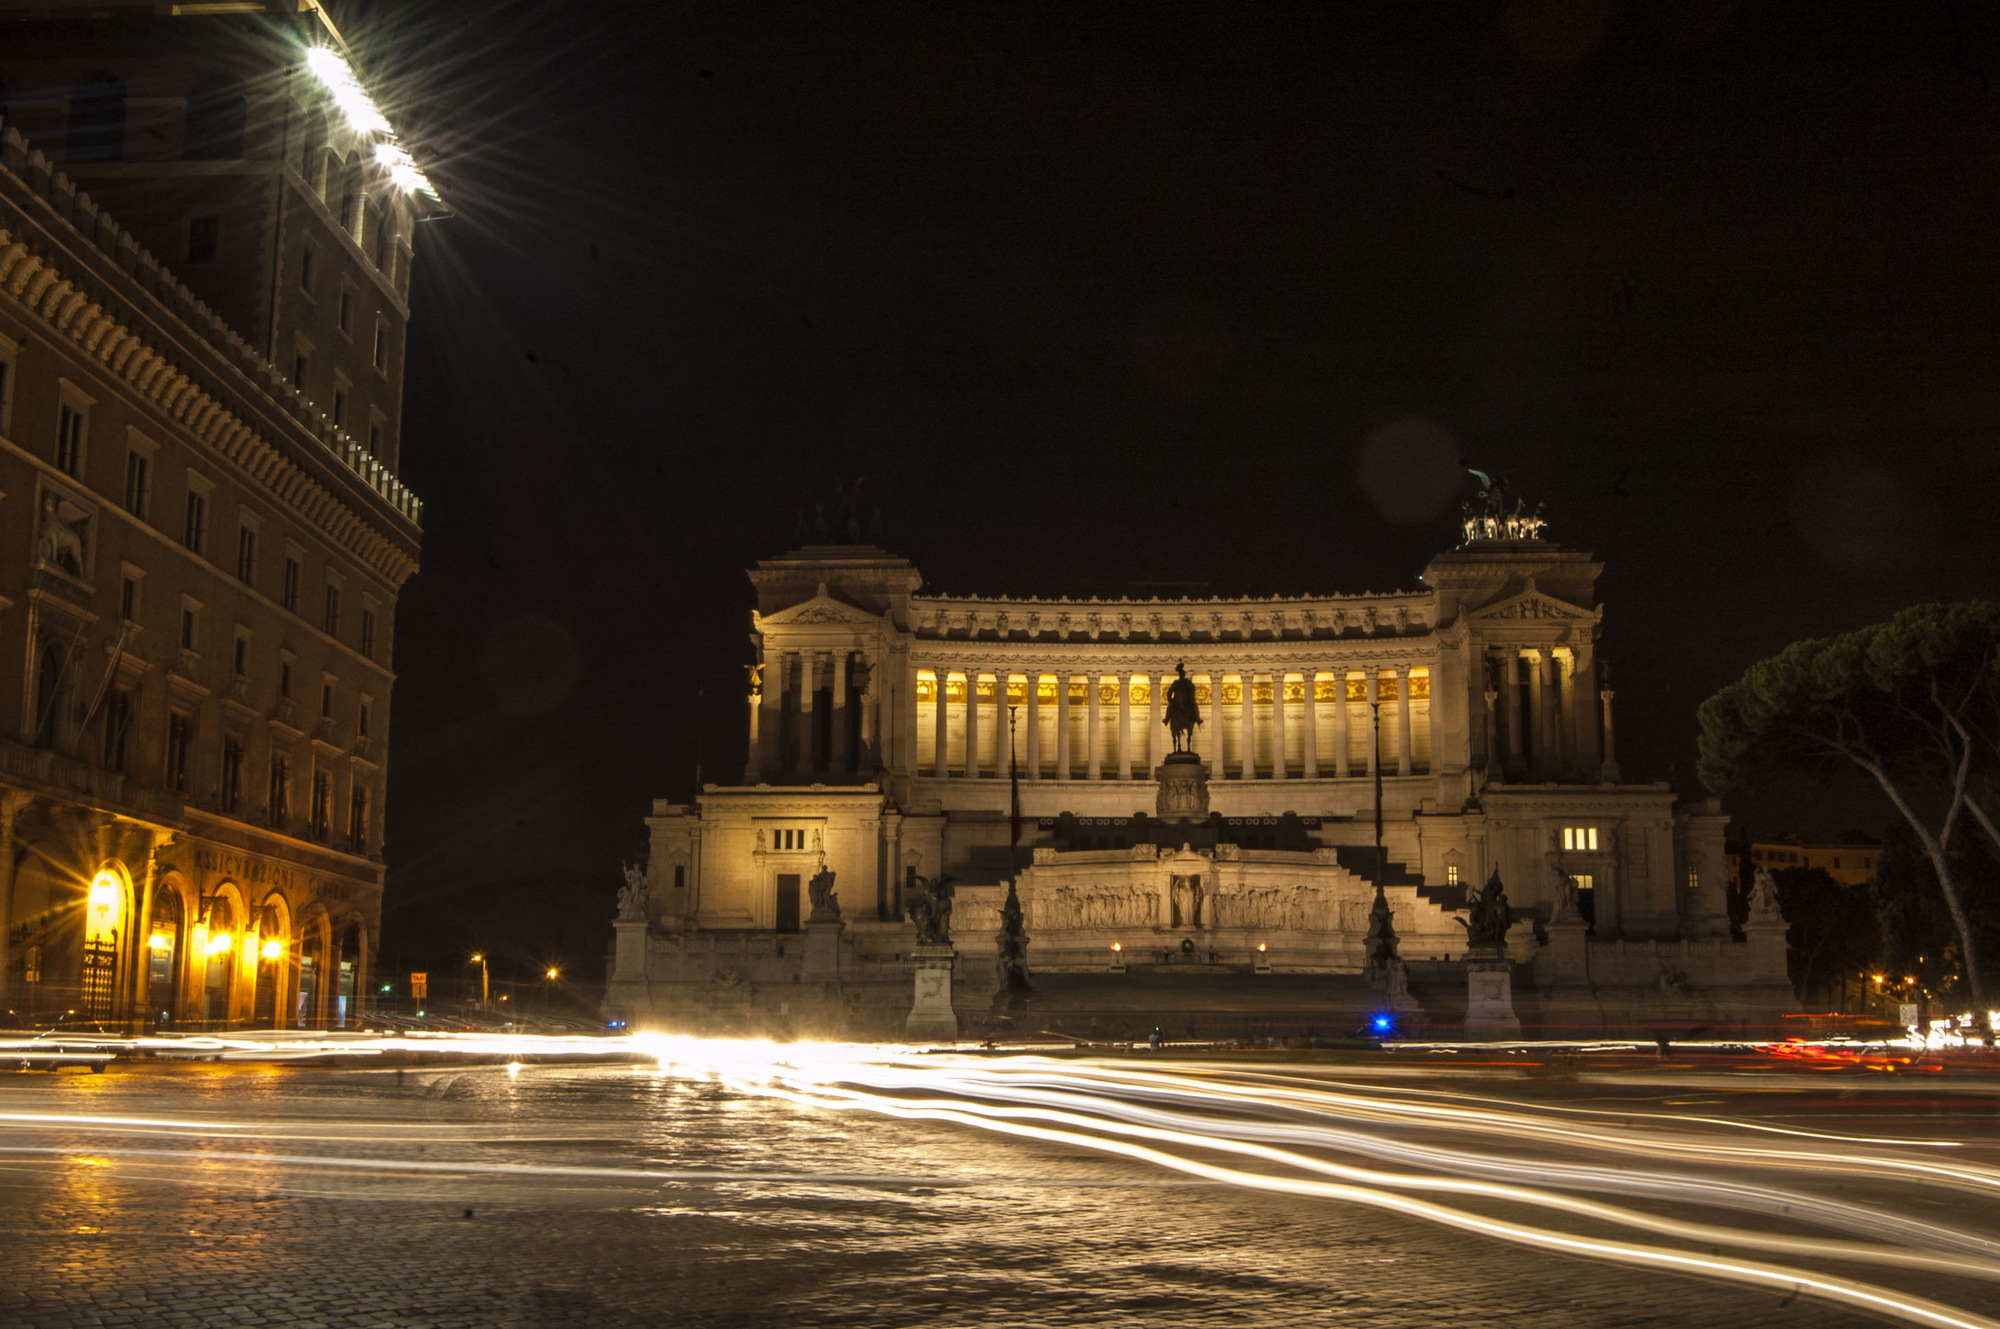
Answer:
top-left (335, 1), bottom-right (2000, 987)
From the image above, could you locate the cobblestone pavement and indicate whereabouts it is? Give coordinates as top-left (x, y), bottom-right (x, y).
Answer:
top-left (1, 1055), bottom-right (1995, 1327)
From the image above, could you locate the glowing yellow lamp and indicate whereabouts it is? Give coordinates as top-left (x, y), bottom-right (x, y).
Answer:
top-left (88, 871), bottom-right (120, 911)
top-left (1110, 942), bottom-right (1122, 953)
top-left (260, 939), bottom-right (285, 960)
top-left (207, 933), bottom-right (234, 956)
top-left (545, 967), bottom-right (560, 981)
top-left (148, 932), bottom-right (171, 953)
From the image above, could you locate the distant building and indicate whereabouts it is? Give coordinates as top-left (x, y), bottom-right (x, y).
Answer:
top-left (0, 2), bottom-right (435, 1028)
top-left (1736, 835), bottom-right (1883, 891)
top-left (606, 513), bottom-right (1792, 1038)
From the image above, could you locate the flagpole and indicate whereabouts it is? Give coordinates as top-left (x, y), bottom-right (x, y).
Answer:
top-left (1371, 694), bottom-right (1384, 891)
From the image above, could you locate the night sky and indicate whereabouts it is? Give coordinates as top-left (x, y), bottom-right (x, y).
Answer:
top-left (337, 2), bottom-right (2000, 989)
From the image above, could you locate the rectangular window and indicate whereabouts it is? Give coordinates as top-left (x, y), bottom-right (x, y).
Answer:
top-left (1687, 868), bottom-right (1700, 894)
top-left (102, 689), bottom-right (133, 773)
top-left (183, 490), bottom-right (207, 554)
top-left (166, 712), bottom-right (192, 792)
top-left (1445, 863), bottom-right (1459, 886)
top-left (323, 584), bottom-right (341, 637)
top-left (280, 660), bottom-right (293, 699)
top-left (367, 422), bottom-right (381, 456)
top-left (292, 352), bottom-right (308, 389)
top-left (310, 769), bottom-right (332, 842)
top-left (282, 557), bottom-right (301, 612)
top-left (56, 403), bottom-right (85, 476)
top-left (331, 388), bottom-right (346, 429)
top-left (348, 786), bottom-right (368, 850)
top-left (360, 608), bottom-right (376, 659)
top-left (221, 736), bottom-right (244, 813)
top-left (180, 607), bottom-right (196, 650)
top-left (233, 635), bottom-right (247, 677)
top-left (338, 287), bottom-right (353, 333)
top-left (300, 246), bottom-right (315, 293)
top-left (1562, 826), bottom-right (1599, 852)
top-left (358, 700), bottom-right (371, 737)
top-left (673, 865), bottom-right (686, 890)
top-left (186, 214), bottom-right (220, 265)
top-left (120, 576), bottom-right (139, 622)
top-left (321, 682), bottom-right (333, 719)
top-left (236, 525), bottom-right (257, 583)
top-left (372, 321), bottom-right (388, 371)
top-left (269, 752), bottom-right (290, 822)
top-left (123, 449), bottom-right (150, 516)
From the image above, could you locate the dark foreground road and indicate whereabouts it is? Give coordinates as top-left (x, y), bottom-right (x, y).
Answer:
top-left (2, 1043), bottom-right (1998, 1328)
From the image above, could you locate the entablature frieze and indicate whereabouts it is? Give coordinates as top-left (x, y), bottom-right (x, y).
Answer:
top-left (908, 593), bottom-right (1438, 647)
top-left (905, 642), bottom-right (1443, 673)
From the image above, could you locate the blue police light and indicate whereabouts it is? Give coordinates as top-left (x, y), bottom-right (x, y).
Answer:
top-left (1371, 1015), bottom-right (1393, 1034)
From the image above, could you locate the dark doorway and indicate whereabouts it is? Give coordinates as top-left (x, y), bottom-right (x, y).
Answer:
top-left (775, 874), bottom-right (800, 934)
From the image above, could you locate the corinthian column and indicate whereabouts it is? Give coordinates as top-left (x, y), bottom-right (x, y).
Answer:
top-left (1206, 667), bottom-right (1225, 778)
top-left (1146, 671), bottom-right (1162, 771)
top-left (1396, 663), bottom-right (1413, 776)
top-left (1025, 670), bottom-right (1042, 779)
top-left (1365, 669), bottom-right (1380, 779)
top-left (1117, 673), bottom-right (1132, 779)
top-left (1055, 671), bottom-right (1072, 779)
top-left (1600, 687), bottom-right (1620, 783)
top-left (1301, 668), bottom-right (1319, 779)
top-left (965, 669), bottom-right (981, 778)
top-left (1086, 670), bottom-right (1102, 779)
top-left (1238, 671), bottom-right (1256, 779)
top-left (799, 652), bottom-right (819, 778)
top-left (1333, 669), bottom-right (1350, 778)
top-left (830, 650), bottom-right (849, 776)
top-left (932, 670), bottom-right (949, 778)
top-left (1271, 671), bottom-right (1288, 780)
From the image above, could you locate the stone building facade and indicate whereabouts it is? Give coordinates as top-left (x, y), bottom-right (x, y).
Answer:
top-left (0, 5), bottom-right (432, 1029)
top-left (608, 522), bottom-right (1792, 1038)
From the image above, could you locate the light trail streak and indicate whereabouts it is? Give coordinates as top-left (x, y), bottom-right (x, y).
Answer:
top-left (8, 1032), bottom-right (1998, 1325)
top-left (737, 1079), bottom-right (2000, 1329)
top-left (807, 1065), bottom-right (2000, 1261)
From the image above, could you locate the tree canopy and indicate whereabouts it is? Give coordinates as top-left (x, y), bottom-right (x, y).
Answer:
top-left (1698, 601), bottom-right (2000, 1018)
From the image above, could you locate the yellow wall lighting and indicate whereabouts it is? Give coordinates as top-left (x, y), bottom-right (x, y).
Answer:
top-left (260, 939), bottom-right (285, 961)
top-left (148, 932), bottom-right (172, 953)
top-left (206, 933), bottom-right (234, 956)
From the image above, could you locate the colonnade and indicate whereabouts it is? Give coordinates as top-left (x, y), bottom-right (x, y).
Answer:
top-left (747, 649), bottom-right (878, 783)
top-left (1480, 645), bottom-right (1606, 781)
top-left (912, 665), bottom-right (1429, 781)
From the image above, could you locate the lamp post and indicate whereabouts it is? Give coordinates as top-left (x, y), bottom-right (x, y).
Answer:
top-left (544, 966), bottom-right (559, 1014)
top-left (470, 952), bottom-right (489, 1009)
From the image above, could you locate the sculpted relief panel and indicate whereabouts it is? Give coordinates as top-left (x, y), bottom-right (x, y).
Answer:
top-left (1026, 880), bottom-right (1364, 934)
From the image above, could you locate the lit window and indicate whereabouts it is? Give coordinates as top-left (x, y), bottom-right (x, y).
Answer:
top-left (1445, 863), bottom-right (1459, 886)
top-left (1562, 826), bottom-right (1598, 852)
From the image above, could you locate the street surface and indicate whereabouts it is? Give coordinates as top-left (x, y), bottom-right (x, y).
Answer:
top-left (3, 1041), bottom-right (2000, 1327)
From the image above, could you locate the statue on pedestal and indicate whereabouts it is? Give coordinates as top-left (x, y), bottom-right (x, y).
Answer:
top-left (907, 873), bottom-right (956, 945)
top-left (616, 863), bottom-right (649, 922)
top-left (806, 863), bottom-right (841, 923)
top-left (995, 878), bottom-right (1031, 997)
top-left (1457, 869), bottom-right (1513, 950)
top-left (1163, 661), bottom-right (1201, 756)
top-left (1750, 866), bottom-right (1783, 921)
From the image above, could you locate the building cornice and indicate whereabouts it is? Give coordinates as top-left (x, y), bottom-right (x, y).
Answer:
top-left (0, 125), bottom-right (421, 588)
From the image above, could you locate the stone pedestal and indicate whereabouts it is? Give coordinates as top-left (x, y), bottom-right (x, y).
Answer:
top-left (1535, 917), bottom-right (1589, 986)
top-left (1464, 945), bottom-right (1521, 1037)
top-left (612, 919), bottom-right (649, 985)
top-left (803, 918), bottom-right (844, 981)
top-left (1156, 753), bottom-right (1209, 819)
top-left (905, 943), bottom-right (959, 1040)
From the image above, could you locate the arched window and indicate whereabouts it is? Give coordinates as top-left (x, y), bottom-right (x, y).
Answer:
top-left (298, 105), bottom-right (329, 197)
top-left (338, 153), bottom-right (363, 234)
top-left (67, 73), bottom-right (126, 162)
top-left (183, 73), bottom-right (246, 160)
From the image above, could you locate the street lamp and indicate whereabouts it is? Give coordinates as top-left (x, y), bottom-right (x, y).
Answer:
top-left (544, 966), bottom-right (560, 1014)
top-left (470, 952), bottom-right (489, 1009)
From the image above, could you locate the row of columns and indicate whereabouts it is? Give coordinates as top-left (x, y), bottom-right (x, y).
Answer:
top-left (1481, 647), bottom-right (1609, 781)
top-left (918, 666), bottom-right (1423, 780)
top-left (748, 649), bottom-right (877, 782)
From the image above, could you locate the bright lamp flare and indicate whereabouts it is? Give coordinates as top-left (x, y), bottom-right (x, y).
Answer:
top-left (304, 47), bottom-right (390, 135)
top-left (260, 939), bottom-right (285, 960)
top-left (205, 933), bottom-right (233, 956)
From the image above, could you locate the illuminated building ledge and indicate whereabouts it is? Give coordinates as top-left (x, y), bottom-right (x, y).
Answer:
top-left (0, 123), bottom-right (423, 580)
